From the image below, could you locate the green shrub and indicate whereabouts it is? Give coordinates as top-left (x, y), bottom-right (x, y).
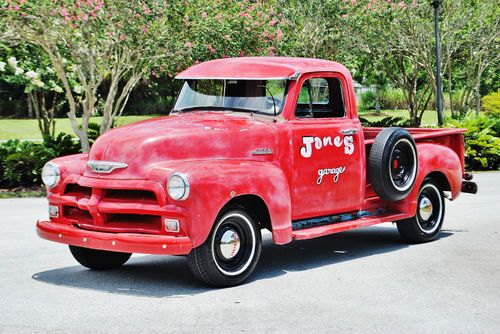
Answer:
top-left (359, 88), bottom-right (408, 111)
top-left (446, 115), bottom-right (500, 171)
top-left (125, 96), bottom-right (174, 115)
top-left (380, 88), bottom-right (406, 110)
top-left (43, 132), bottom-right (81, 157)
top-left (359, 91), bottom-right (376, 111)
top-left (0, 140), bottom-right (24, 186)
top-left (0, 133), bottom-right (81, 189)
top-left (87, 122), bottom-right (102, 144)
top-left (482, 89), bottom-right (500, 117)
top-left (1, 140), bottom-right (56, 188)
top-left (360, 116), bottom-right (412, 127)
top-left (449, 89), bottom-right (465, 112)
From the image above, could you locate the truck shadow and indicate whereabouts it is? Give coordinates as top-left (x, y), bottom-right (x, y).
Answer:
top-left (32, 226), bottom-right (453, 298)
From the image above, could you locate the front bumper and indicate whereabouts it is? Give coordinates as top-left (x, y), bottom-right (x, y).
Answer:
top-left (37, 220), bottom-right (193, 255)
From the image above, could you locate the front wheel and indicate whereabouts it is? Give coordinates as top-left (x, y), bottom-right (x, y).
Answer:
top-left (69, 245), bottom-right (132, 270)
top-left (187, 209), bottom-right (262, 287)
top-left (396, 179), bottom-right (445, 243)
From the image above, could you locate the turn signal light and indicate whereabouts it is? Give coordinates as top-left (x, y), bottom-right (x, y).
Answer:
top-left (164, 219), bottom-right (180, 232)
top-left (49, 205), bottom-right (59, 218)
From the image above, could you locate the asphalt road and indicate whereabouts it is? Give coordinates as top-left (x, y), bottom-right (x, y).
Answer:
top-left (1, 172), bottom-right (499, 333)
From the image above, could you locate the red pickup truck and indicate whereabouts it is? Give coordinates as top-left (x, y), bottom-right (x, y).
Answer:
top-left (37, 57), bottom-right (477, 287)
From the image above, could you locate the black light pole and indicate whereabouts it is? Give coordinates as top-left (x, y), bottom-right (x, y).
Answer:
top-left (432, 0), bottom-right (444, 125)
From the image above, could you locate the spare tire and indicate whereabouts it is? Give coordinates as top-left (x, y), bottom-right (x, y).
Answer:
top-left (368, 127), bottom-right (418, 201)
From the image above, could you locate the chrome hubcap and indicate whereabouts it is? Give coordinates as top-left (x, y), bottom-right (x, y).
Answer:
top-left (419, 196), bottom-right (433, 221)
top-left (219, 229), bottom-right (241, 259)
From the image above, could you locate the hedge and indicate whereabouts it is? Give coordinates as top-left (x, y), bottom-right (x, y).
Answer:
top-left (0, 133), bottom-right (80, 188)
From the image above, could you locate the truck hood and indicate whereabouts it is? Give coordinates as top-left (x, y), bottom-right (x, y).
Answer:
top-left (85, 112), bottom-right (276, 179)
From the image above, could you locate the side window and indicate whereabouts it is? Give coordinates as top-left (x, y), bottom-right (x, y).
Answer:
top-left (295, 77), bottom-right (345, 118)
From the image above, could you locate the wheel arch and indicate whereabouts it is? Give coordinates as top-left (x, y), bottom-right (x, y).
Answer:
top-left (415, 143), bottom-right (462, 199)
top-left (219, 194), bottom-right (272, 232)
top-left (425, 171), bottom-right (451, 193)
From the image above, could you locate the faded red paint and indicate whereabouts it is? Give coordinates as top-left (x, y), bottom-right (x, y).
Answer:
top-left (36, 57), bottom-right (469, 255)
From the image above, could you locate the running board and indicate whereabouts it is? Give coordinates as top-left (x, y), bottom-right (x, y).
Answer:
top-left (291, 212), bottom-right (409, 241)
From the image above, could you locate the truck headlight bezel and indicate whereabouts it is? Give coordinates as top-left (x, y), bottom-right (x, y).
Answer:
top-left (41, 162), bottom-right (60, 188)
top-left (167, 172), bottom-right (190, 201)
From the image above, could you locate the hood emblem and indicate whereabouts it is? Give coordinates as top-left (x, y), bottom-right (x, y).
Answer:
top-left (87, 160), bottom-right (128, 174)
top-left (251, 148), bottom-right (273, 155)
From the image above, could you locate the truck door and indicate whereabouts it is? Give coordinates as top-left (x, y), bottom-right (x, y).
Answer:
top-left (289, 74), bottom-right (364, 220)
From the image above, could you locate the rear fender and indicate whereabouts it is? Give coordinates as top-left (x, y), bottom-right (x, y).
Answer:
top-left (149, 160), bottom-right (292, 248)
top-left (389, 143), bottom-right (462, 214)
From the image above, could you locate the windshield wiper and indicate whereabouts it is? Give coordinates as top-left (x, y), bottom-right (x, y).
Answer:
top-left (174, 106), bottom-right (257, 114)
top-left (258, 85), bottom-right (277, 120)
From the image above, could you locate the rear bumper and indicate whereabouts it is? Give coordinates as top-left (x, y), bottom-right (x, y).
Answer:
top-left (461, 181), bottom-right (478, 194)
top-left (37, 220), bottom-right (193, 255)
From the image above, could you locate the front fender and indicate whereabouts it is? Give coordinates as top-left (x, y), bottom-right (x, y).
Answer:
top-left (149, 160), bottom-right (292, 248)
top-left (46, 153), bottom-right (89, 194)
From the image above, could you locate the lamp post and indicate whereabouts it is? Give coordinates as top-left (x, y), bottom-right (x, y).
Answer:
top-left (432, 0), bottom-right (444, 126)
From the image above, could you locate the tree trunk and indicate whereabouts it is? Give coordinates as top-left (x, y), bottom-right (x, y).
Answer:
top-left (28, 90), bottom-right (57, 140)
top-left (447, 62), bottom-right (453, 117)
top-left (41, 44), bottom-right (91, 152)
top-left (26, 95), bottom-right (34, 118)
top-left (375, 85), bottom-right (381, 114)
top-left (475, 82), bottom-right (481, 116)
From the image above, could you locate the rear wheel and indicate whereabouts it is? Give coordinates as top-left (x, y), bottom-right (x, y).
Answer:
top-left (396, 179), bottom-right (445, 243)
top-left (187, 209), bottom-right (261, 287)
top-left (69, 246), bottom-right (131, 270)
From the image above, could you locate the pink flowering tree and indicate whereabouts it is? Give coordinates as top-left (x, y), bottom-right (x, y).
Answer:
top-left (2, 0), bottom-right (283, 151)
top-left (279, 0), bottom-right (347, 59)
top-left (165, 0), bottom-right (284, 74)
top-left (3, 0), bottom-right (175, 151)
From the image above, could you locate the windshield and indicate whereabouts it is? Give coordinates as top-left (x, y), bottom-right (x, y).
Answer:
top-left (173, 79), bottom-right (288, 115)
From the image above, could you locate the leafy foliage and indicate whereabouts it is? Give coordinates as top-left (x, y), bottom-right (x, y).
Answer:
top-left (446, 116), bottom-right (500, 170)
top-left (359, 91), bottom-right (376, 111)
top-left (359, 88), bottom-right (407, 111)
top-left (0, 140), bottom-right (56, 187)
top-left (43, 132), bottom-right (81, 157)
top-left (86, 122), bottom-right (103, 145)
top-left (0, 132), bottom-right (80, 188)
top-left (2, 0), bottom-right (284, 151)
top-left (379, 89), bottom-right (407, 110)
top-left (359, 116), bottom-right (412, 128)
top-left (482, 90), bottom-right (500, 117)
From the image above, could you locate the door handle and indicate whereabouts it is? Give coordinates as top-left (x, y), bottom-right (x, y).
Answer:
top-left (341, 128), bottom-right (359, 135)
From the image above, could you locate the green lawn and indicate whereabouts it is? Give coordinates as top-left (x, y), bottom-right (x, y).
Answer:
top-left (0, 115), bottom-right (158, 140)
top-left (0, 109), bottom-right (442, 140)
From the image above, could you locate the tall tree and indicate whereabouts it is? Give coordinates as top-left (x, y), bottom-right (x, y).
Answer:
top-left (3, 0), bottom-right (283, 151)
top-left (458, 0), bottom-right (499, 116)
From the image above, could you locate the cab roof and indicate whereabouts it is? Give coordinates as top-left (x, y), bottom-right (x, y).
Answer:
top-left (175, 57), bottom-right (350, 80)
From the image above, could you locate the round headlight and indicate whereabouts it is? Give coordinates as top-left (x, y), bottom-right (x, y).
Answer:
top-left (167, 172), bottom-right (190, 201)
top-left (41, 162), bottom-right (60, 188)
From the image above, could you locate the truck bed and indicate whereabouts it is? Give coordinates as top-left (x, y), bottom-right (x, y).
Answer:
top-left (363, 127), bottom-right (466, 145)
top-left (363, 127), bottom-right (466, 199)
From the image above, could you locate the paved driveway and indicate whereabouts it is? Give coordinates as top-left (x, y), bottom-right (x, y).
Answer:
top-left (1, 172), bottom-right (499, 333)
